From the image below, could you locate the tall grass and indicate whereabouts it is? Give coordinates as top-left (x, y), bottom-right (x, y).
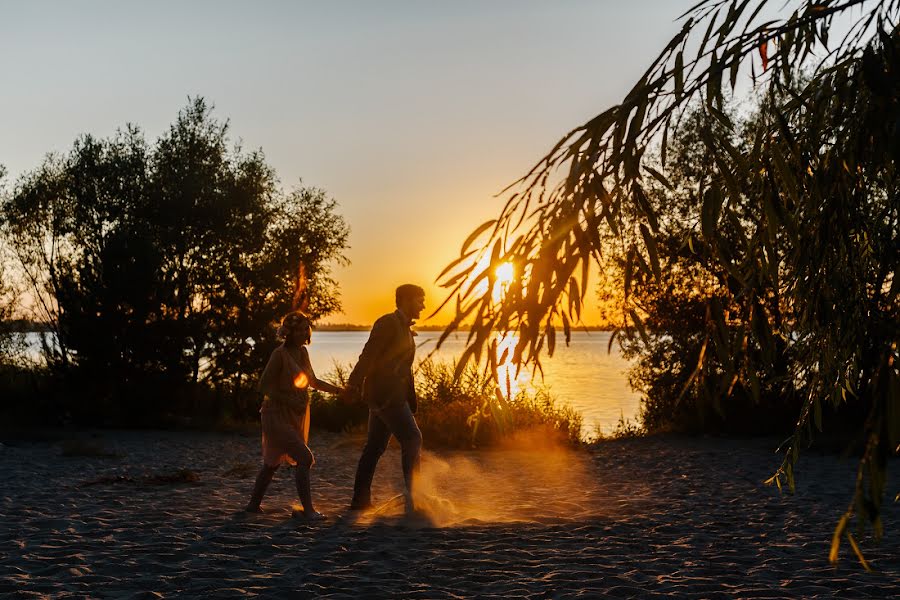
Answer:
top-left (310, 358), bottom-right (583, 448)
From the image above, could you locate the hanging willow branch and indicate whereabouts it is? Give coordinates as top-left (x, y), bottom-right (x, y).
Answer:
top-left (438, 0), bottom-right (900, 566)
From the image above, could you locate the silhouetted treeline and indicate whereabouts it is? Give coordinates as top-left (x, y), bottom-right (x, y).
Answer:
top-left (0, 98), bottom-right (349, 427)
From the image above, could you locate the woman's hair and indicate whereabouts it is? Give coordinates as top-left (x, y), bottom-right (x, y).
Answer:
top-left (278, 311), bottom-right (312, 345)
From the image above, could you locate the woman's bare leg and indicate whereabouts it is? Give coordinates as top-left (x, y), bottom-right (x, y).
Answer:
top-left (245, 464), bottom-right (278, 512)
top-left (293, 446), bottom-right (325, 520)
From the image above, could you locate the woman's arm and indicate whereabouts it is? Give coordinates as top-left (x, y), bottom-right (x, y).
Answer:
top-left (300, 347), bottom-right (344, 395)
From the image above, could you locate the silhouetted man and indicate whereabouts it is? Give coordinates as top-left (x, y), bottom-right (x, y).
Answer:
top-left (347, 284), bottom-right (425, 511)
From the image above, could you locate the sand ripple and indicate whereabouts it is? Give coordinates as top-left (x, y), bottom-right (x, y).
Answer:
top-left (1, 431), bottom-right (898, 598)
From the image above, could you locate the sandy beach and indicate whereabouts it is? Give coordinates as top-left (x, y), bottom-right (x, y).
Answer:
top-left (1, 429), bottom-right (898, 598)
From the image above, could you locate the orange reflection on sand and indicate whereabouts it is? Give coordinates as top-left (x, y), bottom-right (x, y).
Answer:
top-left (293, 372), bottom-right (309, 389)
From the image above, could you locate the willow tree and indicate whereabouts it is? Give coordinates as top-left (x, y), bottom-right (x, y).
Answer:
top-left (439, 0), bottom-right (899, 566)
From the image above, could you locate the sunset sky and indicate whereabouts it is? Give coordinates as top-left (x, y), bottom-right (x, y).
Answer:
top-left (2, 0), bottom-right (696, 325)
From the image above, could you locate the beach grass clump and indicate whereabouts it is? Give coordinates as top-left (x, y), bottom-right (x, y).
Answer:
top-left (590, 412), bottom-right (645, 442)
top-left (414, 358), bottom-right (583, 448)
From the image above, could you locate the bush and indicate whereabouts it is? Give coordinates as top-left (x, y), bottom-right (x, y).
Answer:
top-left (414, 358), bottom-right (582, 448)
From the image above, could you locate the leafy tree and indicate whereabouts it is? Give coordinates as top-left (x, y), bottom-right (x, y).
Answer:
top-left (0, 98), bottom-right (350, 423)
top-left (440, 1), bottom-right (899, 565)
top-left (615, 102), bottom-right (804, 435)
top-left (0, 165), bottom-right (23, 362)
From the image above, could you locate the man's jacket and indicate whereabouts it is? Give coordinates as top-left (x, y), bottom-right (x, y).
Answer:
top-left (348, 310), bottom-right (417, 412)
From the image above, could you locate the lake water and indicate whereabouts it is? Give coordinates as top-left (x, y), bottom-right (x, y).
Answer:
top-left (22, 330), bottom-right (642, 437)
top-left (307, 330), bottom-right (640, 437)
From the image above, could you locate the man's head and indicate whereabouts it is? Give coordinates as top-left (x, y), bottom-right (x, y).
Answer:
top-left (395, 284), bottom-right (425, 321)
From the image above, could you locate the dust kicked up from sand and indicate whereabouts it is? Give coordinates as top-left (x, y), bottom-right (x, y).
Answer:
top-left (357, 430), bottom-right (634, 528)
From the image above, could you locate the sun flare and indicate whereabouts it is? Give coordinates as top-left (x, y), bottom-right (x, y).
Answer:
top-left (293, 372), bottom-right (309, 389)
top-left (494, 261), bottom-right (514, 285)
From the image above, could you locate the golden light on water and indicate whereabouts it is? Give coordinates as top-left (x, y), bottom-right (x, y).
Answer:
top-left (293, 372), bottom-right (309, 389)
top-left (495, 332), bottom-right (527, 397)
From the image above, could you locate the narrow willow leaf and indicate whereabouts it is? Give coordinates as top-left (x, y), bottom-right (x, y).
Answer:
top-left (701, 187), bottom-right (722, 240)
top-left (436, 248), bottom-right (477, 282)
top-left (846, 532), bottom-right (873, 572)
top-left (629, 309), bottom-right (651, 347)
top-left (640, 223), bottom-right (662, 282)
top-left (607, 328), bottom-right (620, 354)
top-left (828, 513), bottom-right (850, 564)
top-left (674, 50), bottom-right (685, 99)
top-left (660, 117), bottom-right (670, 167)
top-left (730, 51), bottom-right (740, 90)
top-left (624, 244), bottom-right (635, 299)
top-left (644, 165), bottom-right (674, 190)
top-left (633, 185), bottom-right (659, 232)
top-left (461, 219), bottom-right (496, 254)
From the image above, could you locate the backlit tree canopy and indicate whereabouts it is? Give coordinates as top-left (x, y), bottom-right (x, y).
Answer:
top-left (0, 98), bottom-right (350, 423)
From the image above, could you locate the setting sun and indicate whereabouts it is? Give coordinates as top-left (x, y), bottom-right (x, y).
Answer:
top-left (494, 262), bottom-right (514, 285)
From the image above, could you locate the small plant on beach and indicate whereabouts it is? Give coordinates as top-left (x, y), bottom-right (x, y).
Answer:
top-left (592, 412), bottom-right (644, 442)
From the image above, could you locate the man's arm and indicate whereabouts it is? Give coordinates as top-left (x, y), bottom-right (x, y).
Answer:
top-left (347, 315), bottom-right (395, 390)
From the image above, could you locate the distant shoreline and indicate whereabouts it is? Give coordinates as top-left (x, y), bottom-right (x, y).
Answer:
top-left (3, 320), bottom-right (614, 334)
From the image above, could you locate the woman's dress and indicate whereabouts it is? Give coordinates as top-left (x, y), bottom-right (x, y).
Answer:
top-left (258, 345), bottom-right (313, 467)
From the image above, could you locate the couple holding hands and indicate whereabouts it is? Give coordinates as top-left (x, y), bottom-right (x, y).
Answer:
top-left (244, 284), bottom-right (426, 520)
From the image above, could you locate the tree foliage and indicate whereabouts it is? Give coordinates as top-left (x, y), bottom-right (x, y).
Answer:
top-left (440, 0), bottom-right (899, 564)
top-left (0, 98), bottom-right (350, 423)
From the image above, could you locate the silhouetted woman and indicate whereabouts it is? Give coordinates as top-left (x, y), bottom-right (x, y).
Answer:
top-left (244, 312), bottom-right (343, 519)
